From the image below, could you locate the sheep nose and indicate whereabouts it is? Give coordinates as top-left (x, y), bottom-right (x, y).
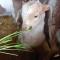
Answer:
top-left (28, 26), bottom-right (32, 30)
top-left (22, 26), bottom-right (32, 30)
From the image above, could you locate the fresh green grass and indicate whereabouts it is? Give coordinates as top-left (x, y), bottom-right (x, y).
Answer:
top-left (0, 31), bottom-right (25, 50)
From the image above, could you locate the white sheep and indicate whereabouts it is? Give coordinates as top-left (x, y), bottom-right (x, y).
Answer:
top-left (18, 0), bottom-right (49, 49)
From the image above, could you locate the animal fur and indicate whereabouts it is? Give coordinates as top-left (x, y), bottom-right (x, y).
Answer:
top-left (18, 0), bottom-right (49, 49)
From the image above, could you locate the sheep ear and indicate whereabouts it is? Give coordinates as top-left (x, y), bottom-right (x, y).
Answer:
top-left (42, 4), bottom-right (49, 12)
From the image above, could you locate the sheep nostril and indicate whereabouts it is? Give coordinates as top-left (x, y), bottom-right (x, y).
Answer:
top-left (28, 26), bottom-right (32, 30)
top-left (24, 26), bottom-right (32, 30)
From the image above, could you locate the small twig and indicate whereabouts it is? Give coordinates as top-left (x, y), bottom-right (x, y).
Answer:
top-left (0, 49), bottom-right (33, 52)
top-left (0, 51), bottom-right (18, 56)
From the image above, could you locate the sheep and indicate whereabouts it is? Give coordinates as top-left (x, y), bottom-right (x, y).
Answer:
top-left (18, 0), bottom-right (49, 49)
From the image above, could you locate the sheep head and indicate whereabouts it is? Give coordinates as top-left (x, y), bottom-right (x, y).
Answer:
top-left (22, 0), bottom-right (49, 30)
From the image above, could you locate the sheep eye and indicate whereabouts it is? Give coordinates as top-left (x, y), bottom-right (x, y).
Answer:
top-left (34, 15), bottom-right (38, 18)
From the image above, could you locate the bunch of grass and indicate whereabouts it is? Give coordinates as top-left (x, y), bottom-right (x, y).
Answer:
top-left (0, 31), bottom-right (25, 50)
top-left (0, 31), bottom-right (27, 56)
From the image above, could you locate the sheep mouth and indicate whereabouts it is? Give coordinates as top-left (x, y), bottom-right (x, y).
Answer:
top-left (22, 26), bottom-right (32, 31)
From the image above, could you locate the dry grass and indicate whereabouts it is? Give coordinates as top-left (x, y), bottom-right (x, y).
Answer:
top-left (0, 16), bottom-right (17, 38)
